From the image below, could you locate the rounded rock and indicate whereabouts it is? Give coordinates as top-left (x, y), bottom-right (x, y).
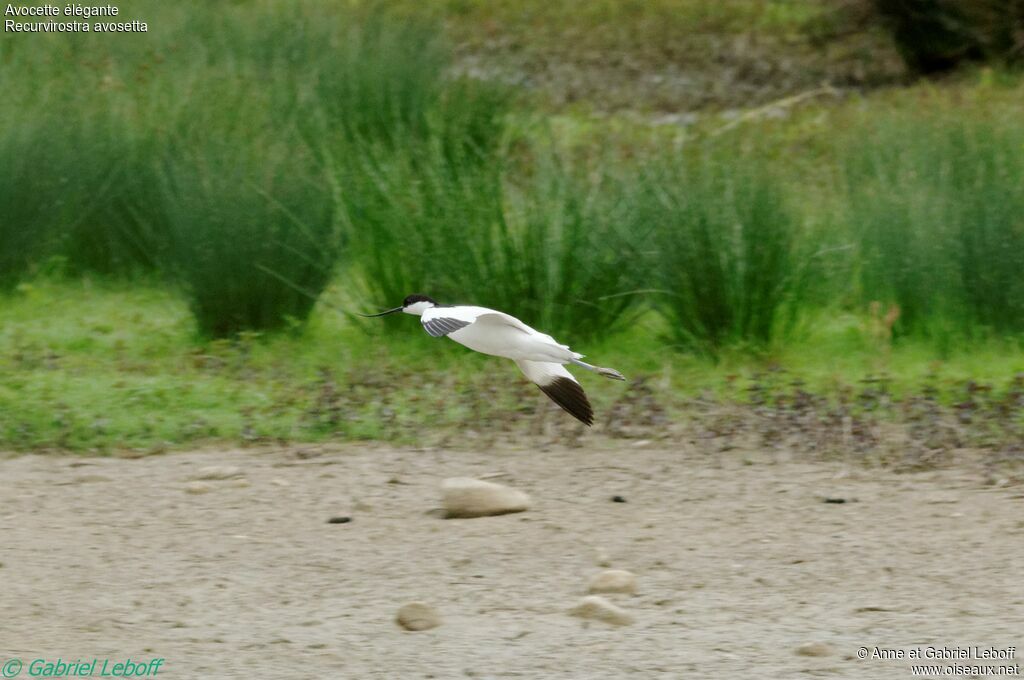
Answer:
top-left (441, 477), bottom-right (530, 518)
top-left (587, 569), bottom-right (637, 595)
top-left (569, 595), bottom-right (634, 626)
top-left (184, 481), bottom-right (214, 495)
top-left (191, 465), bottom-right (244, 481)
top-left (796, 642), bottom-right (834, 657)
top-left (396, 602), bottom-right (441, 631)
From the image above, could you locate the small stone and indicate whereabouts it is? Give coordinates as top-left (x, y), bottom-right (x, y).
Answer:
top-left (569, 596), bottom-right (634, 626)
top-left (595, 548), bottom-right (612, 568)
top-left (796, 642), bottom-right (834, 657)
top-left (191, 465), bottom-right (244, 481)
top-left (441, 478), bottom-right (530, 518)
top-left (72, 474), bottom-right (113, 484)
top-left (270, 478), bottom-right (290, 487)
top-left (184, 481), bottom-right (214, 495)
top-left (587, 569), bottom-right (637, 595)
top-left (327, 516), bottom-right (352, 524)
top-left (396, 602), bottom-right (441, 631)
top-left (611, 495), bottom-right (627, 503)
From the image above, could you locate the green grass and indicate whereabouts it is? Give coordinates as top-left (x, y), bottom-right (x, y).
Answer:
top-left (1, 0), bottom-right (500, 333)
top-left (843, 113), bottom-right (1024, 338)
top-left (339, 130), bottom-right (645, 341)
top-left (642, 155), bottom-right (805, 352)
top-left (1, 279), bottom-right (1021, 452)
top-left (3, 0), bottom-right (1024, 453)
top-left (161, 130), bottom-right (341, 337)
top-left (0, 117), bottom-right (74, 289)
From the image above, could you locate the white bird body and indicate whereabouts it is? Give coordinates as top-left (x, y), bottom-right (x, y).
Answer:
top-left (421, 305), bottom-right (580, 364)
top-left (363, 294), bottom-right (625, 425)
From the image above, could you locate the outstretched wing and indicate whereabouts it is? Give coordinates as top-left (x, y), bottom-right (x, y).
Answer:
top-left (421, 306), bottom-right (535, 338)
top-left (515, 359), bottom-right (593, 426)
top-left (421, 317), bottom-right (471, 337)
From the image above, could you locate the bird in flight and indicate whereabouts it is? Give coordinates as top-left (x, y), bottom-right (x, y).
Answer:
top-left (360, 294), bottom-right (626, 425)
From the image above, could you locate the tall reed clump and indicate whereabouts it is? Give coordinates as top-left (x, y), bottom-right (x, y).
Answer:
top-left (160, 125), bottom-right (340, 337)
top-left (153, 20), bottom-right (353, 336)
top-left (337, 125), bottom-right (646, 342)
top-left (0, 116), bottom-right (78, 289)
top-left (2, 0), bottom-right (465, 336)
top-left (56, 115), bottom-right (171, 276)
top-left (643, 155), bottom-right (804, 352)
top-left (844, 116), bottom-right (1024, 338)
top-left (309, 6), bottom-right (449, 146)
top-left (0, 0), bottom-right (192, 277)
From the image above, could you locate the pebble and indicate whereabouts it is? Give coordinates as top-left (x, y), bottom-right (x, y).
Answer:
top-left (796, 642), bottom-right (834, 657)
top-left (587, 569), bottom-right (637, 594)
top-left (191, 465), bottom-right (244, 481)
top-left (71, 474), bottom-right (113, 484)
top-left (396, 602), bottom-right (441, 631)
top-left (569, 596), bottom-right (634, 626)
top-left (441, 478), bottom-right (530, 518)
top-left (327, 516), bottom-right (352, 524)
top-left (184, 481), bottom-right (214, 495)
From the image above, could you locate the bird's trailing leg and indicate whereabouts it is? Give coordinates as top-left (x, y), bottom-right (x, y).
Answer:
top-left (571, 359), bottom-right (626, 381)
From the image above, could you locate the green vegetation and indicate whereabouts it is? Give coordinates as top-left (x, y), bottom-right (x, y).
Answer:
top-left (2, 0), bottom-right (1023, 453)
top-left (340, 134), bottom-right (644, 340)
top-left (1, 280), bottom-right (1021, 452)
top-left (2, 0), bottom-right (497, 331)
top-left (844, 115), bottom-right (1024, 338)
top-left (643, 158), bottom-right (802, 351)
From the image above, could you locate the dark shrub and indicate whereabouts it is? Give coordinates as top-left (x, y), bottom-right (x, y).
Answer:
top-left (872, 0), bottom-right (1024, 73)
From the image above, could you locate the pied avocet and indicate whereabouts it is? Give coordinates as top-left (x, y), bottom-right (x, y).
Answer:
top-left (360, 294), bottom-right (626, 425)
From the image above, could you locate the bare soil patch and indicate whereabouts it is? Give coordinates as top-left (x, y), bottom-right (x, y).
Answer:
top-left (2, 444), bottom-right (1021, 678)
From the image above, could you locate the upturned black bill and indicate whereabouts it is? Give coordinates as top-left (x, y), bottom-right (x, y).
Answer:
top-left (356, 307), bottom-right (402, 318)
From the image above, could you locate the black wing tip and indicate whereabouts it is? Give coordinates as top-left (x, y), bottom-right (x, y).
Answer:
top-left (539, 376), bottom-right (594, 426)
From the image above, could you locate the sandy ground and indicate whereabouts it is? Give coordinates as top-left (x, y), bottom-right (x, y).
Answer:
top-left (2, 444), bottom-right (1022, 679)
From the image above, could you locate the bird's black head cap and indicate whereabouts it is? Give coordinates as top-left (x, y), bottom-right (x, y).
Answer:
top-left (403, 294), bottom-right (437, 307)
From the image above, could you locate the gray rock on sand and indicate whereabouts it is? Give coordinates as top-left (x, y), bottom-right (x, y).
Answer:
top-left (184, 477), bottom-right (249, 494)
top-left (191, 465), bottom-right (245, 481)
top-left (587, 569), bottom-right (637, 594)
top-left (569, 596), bottom-right (634, 626)
top-left (796, 642), bottom-right (834, 657)
top-left (184, 481), bottom-right (214, 495)
top-left (441, 477), bottom-right (530, 518)
top-left (396, 602), bottom-right (441, 631)
top-left (71, 474), bottom-right (113, 484)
